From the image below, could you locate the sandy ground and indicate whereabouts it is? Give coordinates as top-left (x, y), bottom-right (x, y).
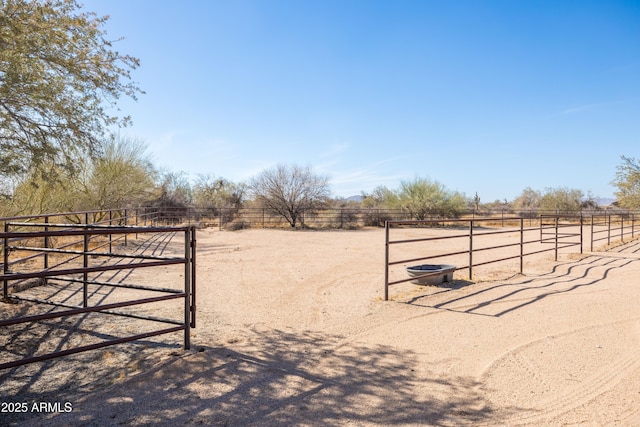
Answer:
top-left (1, 225), bottom-right (640, 426)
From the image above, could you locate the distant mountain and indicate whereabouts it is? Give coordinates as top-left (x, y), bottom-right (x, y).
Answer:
top-left (343, 195), bottom-right (363, 203)
top-left (338, 195), bottom-right (617, 206)
top-left (593, 197), bottom-right (616, 206)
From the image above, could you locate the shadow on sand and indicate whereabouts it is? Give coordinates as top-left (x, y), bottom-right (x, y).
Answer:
top-left (2, 327), bottom-right (517, 426)
top-left (404, 240), bottom-right (640, 318)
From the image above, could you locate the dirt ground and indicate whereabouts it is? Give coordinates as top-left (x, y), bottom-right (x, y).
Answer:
top-left (1, 225), bottom-right (640, 426)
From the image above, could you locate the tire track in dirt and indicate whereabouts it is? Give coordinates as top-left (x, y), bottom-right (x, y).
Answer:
top-left (479, 318), bottom-right (640, 425)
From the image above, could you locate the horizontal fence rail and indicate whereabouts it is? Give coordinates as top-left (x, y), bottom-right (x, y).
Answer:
top-left (384, 216), bottom-right (585, 301)
top-left (384, 213), bottom-right (637, 301)
top-left (587, 213), bottom-right (636, 251)
top-left (141, 206), bottom-right (640, 230)
top-left (0, 219), bottom-right (196, 370)
top-left (3, 207), bottom-right (639, 234)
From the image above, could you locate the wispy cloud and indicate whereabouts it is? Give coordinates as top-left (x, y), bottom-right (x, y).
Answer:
top-left (328, 156), bottom-right (408, 196)
top-left (555, 103), bottom-right (600, 116)
top-left (314, 142), bottom-right (351, 171)
top-left (319, 143), bottom-right (349, 159)
top-left (235, 159), bottom-right (277, 182)
top-left (153, 131), bottom-right (180, 150)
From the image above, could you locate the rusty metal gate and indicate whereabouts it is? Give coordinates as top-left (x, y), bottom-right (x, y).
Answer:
top-left (0, 221), bottom-right (196, 370)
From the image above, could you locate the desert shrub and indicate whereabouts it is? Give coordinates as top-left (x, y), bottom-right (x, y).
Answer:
top-left (332, 209), bottom-right (360, 229)
top-left (218, 207), bottom-right (239, 226)
top-left (225, 219), bottom-right (250, 231)
top-left (399, 177), bottom-right (467, 219)
top-left (362, 209), bottom-right (397, 227)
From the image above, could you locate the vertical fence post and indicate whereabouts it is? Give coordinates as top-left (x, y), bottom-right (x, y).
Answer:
top-left (607, 214), bottom-right (611, 246)
top-left (590, 215), bottom-right (594, 252)
top-left (43, 216), bottom-right (49, 286)
top-left (384, 221), bottom-right (390, 301)
top-left (539, 216), bottom-right (543, 241)
top-left (124, 209), bottom-right (128, 247)
top-left (262, 208), bottom-right (265, 229)
top-left (580, 215), bottom-right (583, 254)
top-left (44, 215), bottom-right (49, 270)
top-left (621, 214), bottom-right (624, 243)
top-left (190, 226), bottom-right (196, 328)
top-left (109, 210), bottom-right (113, 253)
top-left (469, 219), bottom-right (474, 280)
top-left (3, 222), bottom-right (8, 297)
top-left (554, 216), bottom-right (559, 261)
top-left (83, 231), bottom-right (89, 308)
top-left (519, 218), bottom-right (524, 274)
top-left (184, 227), bottom-right (191, 350)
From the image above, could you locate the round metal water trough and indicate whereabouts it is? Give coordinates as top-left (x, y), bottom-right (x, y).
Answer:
top-left (406, 264), bottom-right (456, 286)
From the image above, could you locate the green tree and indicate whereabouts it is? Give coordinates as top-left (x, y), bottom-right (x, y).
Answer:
top-left (0, 0), bottom-right (142, 175)
top-left (539, 187), bottom-right (583, 213)
top-left (398, 177), bottom-right (466, 219)
top-left (193, 174), bottom-right (246, 209)
top-left (250, 164), bottom-right (330, 228)
top-left (8, 162), bottom-right (74, 215)
top-left (78, 136), bottom-right (155, 210)
top-left (513, 187), bottom-right (541, 212)
top-left (6, 136), bottom-right (155, 216)
top-left (361, 185), bottom-right (399, 209)
top-left (612, 156), bottom-right (640, 208)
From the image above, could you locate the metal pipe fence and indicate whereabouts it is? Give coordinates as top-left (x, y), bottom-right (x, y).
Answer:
top-left (588, 213), bottom-right (635, 251)
top-left (384, 216), bottom-right (584, 301)
top-left (135, 206), bottom-right (640, 230)
top-left (0, 218), bottom-right (196, 370)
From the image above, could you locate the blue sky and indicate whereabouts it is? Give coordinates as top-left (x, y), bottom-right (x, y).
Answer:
top-left (83, 0), bottom-right (639, 202)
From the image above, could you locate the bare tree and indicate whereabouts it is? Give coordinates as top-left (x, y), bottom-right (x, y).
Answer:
top-left (193, 174), bottom-right (246, 209)
top-left (250, 164), bottom-right (330, 228)
top-left (513, 187), bottom-right (541, 214)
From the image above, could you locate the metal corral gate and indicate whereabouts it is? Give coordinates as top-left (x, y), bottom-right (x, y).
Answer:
top-left (539, 213), bottom-right (637, 251)
top-left (384, 217), bottom-right (583, 301)
top-left (0, 222), bottom-right (196, 370)
top-left (586, 213), bottom-right (636, 251)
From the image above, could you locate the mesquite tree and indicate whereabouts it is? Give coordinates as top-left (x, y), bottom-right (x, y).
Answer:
top-left (399, 177), bottom-right (466, 219)
top-left (250, 164), bottom-right (330, 228)
top-left (0, 0), bottom-right (142, 176)
top-left (612, 156), bottom-right (640, 208)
